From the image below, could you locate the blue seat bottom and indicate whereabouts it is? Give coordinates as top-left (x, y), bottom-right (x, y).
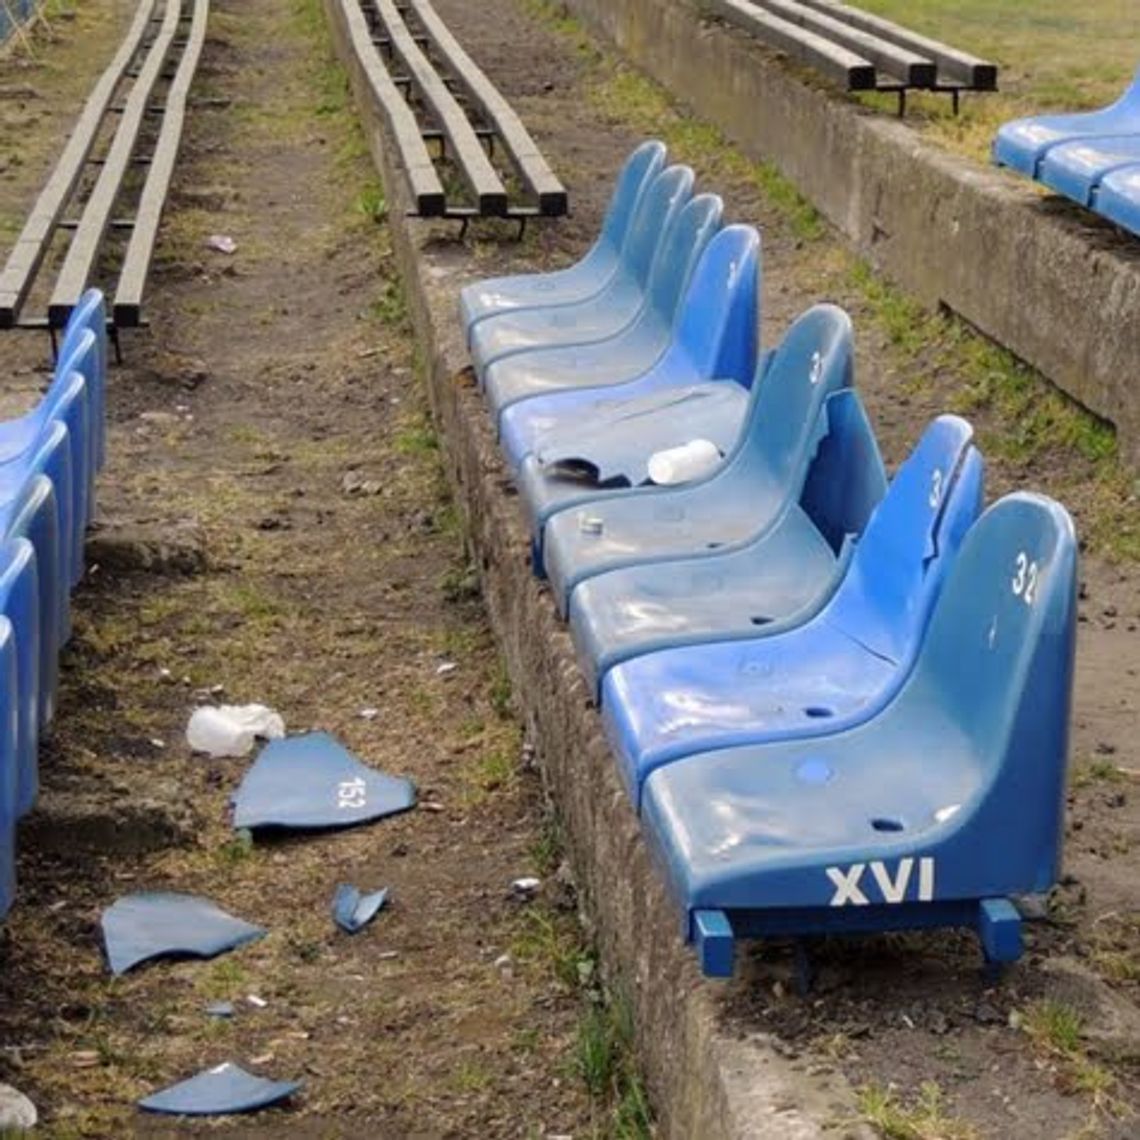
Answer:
top-left (603, 618), bottom-right (893, 807)
top-left (1038, 134), bottom-right (1140, 206)
top-left (1095, 163), bottom-right (1140, 237)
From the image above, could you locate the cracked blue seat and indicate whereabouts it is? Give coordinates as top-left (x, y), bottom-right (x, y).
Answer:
top-left (642, 493), bottom-right (1077, 978)
top-left (1038, 134), bottom-right (1140, 207)
top-left (567, 388), bottom-right (886, 698)
top-left (498, 224), bottom-right (761, 471)
top-left (992, 69), bottom-right (1140, 178)
top-left (484, 185), bottom-right (722, 418)
top-left (471, 163), bottom-right (703, 380)
top-left (459, 141), bottom-right (666, 338)
top-left (0, 427), bottom-right (71, 725)
top-left (603, 415), bottom-right (984, 809)
top-left (1094, 162), bottom-right (1140, 237)
top-left (0, 540), bottom-right (41, 817)
top-left (537, 304), bottom-right (857, 612)
top-left (0, 613), bottom-right (18, 918)
top-left (0, 332), bottom-right (95, 590)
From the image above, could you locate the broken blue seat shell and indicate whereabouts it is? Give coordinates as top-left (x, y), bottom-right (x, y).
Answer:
top-left (537, 303), bottom-right (857, 612)
top-left (232, 731), bottom-right (416, 831)
top-left (641, 492), bottom-right (1078, 978)
top-left (0, 615), bottom-right (19, 918)
top-left (483, 185), bottom-right (722, 417)
top-left (332, 884), bottom-right (389, 934)
top-left (101, 892), bottom-right (266, 975)
top-left (603, 415), bottom-right (984, 809)
top-left (0, 540), bottom-right (41, 817)
top-left (138, 1062), bottom-right (300, 1116)
top-left (992, 68), bottom-right (1140, 178)
top-left (1094, 162), bottom-right (1140, 238)
top-left (1037, 134), bottom-right (1140, 208)
top-left (567, 387), bottom-right (886, 698)
top-left (498, 224), bottom-right (762, 471)
top-left (471, 167), bottom-right (711, 381)
top-left (459, 140), bottom-right (667, 337)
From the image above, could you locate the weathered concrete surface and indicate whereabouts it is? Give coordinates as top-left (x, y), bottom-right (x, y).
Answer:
top-left (323, 1), bottom-right (870, 1136)
top-left (565, 0), bottom-right (1140, 460)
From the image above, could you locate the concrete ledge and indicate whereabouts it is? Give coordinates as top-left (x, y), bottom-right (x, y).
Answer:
top-left (564, 0), bottom-right (1140, 460)
top-left (322, 1), bottom-right (869, 1135)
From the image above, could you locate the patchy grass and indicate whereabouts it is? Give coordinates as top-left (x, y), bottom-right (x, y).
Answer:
top-left (857, 1081), bottom-right (977, 1140)
top-left (1022, 999), bottom-right (1085, 1056)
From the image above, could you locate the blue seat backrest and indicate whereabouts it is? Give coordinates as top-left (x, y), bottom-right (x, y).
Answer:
top-left (51, 328), bottom-right (97, 417)
top-left (721, 303), bottom-right (854, 491)
top-left (601, 140), bottom-right (668, 251)
top-left (797, 389), bottom-right (887, 555)
top-left (620, 165), bottom-right (695, 290)
top-left (673, 224), bottom-right (760, 387)
top-left (644, 193), bottom-right (723, 324)
top-left (825, 415), bottom-right (985, 665)
top-left (61, 290), bottom-right (107, 382)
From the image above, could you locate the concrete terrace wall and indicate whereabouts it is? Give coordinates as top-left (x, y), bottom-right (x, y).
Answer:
top-left (322, 1), bottom-right (874, 1136)
top-left (564, 0), bottom-right (1140, 461)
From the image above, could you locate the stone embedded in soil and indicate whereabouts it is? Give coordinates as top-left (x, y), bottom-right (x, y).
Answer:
top-left (85, 520), bottom-right (208, 577)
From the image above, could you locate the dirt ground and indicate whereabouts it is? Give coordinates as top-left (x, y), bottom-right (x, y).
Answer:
top-left (0, 0), bottom-right (1137, 1138)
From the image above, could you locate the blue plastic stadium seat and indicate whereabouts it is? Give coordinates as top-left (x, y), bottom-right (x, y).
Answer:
top-left (992, 69), bottom-right (1140, 178)
top-left (59, 289), bottom-right (108, 471)
top-left (498, 225), bottom-right (761, 471)
top-left (567, 388), bottom-right (886, 697)
top-left (1037, 135), bottom-right (1140, 207)
top-left (0, 429), bottom-right (71, 724)
top-left (1094, 162), bottom-right (1140, 237)
top-left (0, 336), bottom-right (94, 589)
top-left (0, 540), bottom-right (41, 817)
top-left (603, 415), bottom-right (984, 808)
top-left (536, 304), bottom-right (857, 611)
top-left (483, 186), bottom-right (722, 418)
top-left (470, 163), bottom-right (701, 380)
top-left (459, 141), bottom-right (667, 338)
top-left (0, 613), bottom-right (18, 918)
top-left (642, 493), bottom-right (1077, 978)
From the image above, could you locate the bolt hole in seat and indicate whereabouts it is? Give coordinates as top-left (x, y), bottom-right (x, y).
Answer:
top-left (458, 140), bottom-right (667, 338)
top-left (483, 176), bottom-right (722, 415)
top-left (600, 413), bottom-right (984, 805)
top-left (639, 493), bottom-right (1077, 978)
top-left (498, 223), bottom-right (761, 472)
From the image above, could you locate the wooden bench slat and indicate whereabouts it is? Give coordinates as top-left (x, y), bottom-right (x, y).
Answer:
top-left (49, 0), bottom-right (184, 327)
top-left (707, 0), bottom-right (877, 91)
top-left (0, 0), bottom-right (160, 326)
top-left (370, 0), bottom-right (507, 215)
top-left (114, 0), bottom-right (210, 327)
top-left (753, 0), bottom-right (936, 87)
top-left (795, 0), bottom-right (996, 89)
top-left (404, 0), bottom-right (566, 216)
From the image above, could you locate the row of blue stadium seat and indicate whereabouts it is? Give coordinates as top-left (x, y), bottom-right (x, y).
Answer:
top-left (458, 141), bottom-right (1079, 979)
top-left (0, 289), bottom-right (107, 920)
top-left (993, 68), bottom-right (1140, 237)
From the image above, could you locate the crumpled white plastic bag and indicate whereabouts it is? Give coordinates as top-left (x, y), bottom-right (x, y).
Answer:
top-left (186, 704), bottom-right (286, 758)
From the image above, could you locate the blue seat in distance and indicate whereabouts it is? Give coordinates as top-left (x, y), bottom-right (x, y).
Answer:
top-left (0, 613), bottom-right (19, 919)
top-left (0, 540), bottom-right (40, 817)
top-left (538, 304), bottom-right (857, 611)
top-left (642, 493), bottom-right (1077, 979)
top-left (0, 429), bottom-right (71, 723)
top-left (603, 415), bottom-right (984, 808)
top-left (471, 165), bottom-right (707, 379)
top-left (484, 186), bottom-right (721, 417)
top-left (1094, 162), bottom-right (1140, 237)
top-left (0, 337), bottom-right (94, 588)
top-left (992, 69), bottom-right (1140, 177)
top-left (499, 225), bottom-right (761, 471)
top-left (1037, 134), bottom-right (1140, 207)
top-left (567, 388), bottom-right (886, 699)
top-left (459, 141), bottom-right (667, 338)
top-left (59, 289), bottom-right (108, 471)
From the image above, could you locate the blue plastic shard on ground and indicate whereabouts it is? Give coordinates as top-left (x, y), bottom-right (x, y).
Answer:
top-left (138, 1062), bottom-right (300, 1116)
top-left (101, 892), bottom-right (265, 975)
top-left (232, 731), bottom-right (416, 831)
top-left (332, 884), bottom-right (389, 934)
